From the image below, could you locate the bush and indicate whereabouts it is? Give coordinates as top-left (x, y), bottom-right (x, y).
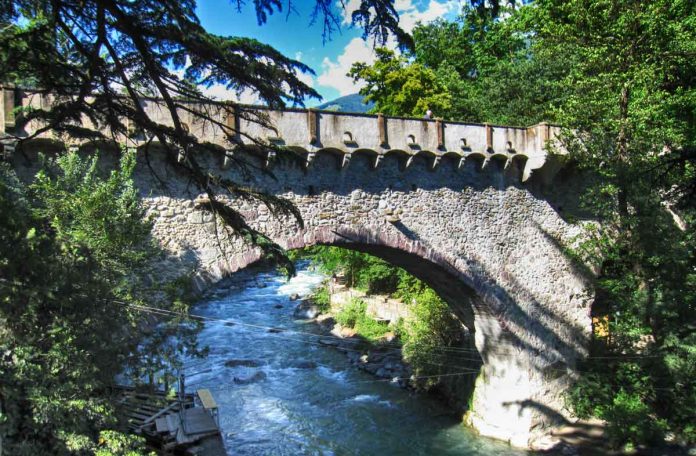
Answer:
top-left (336, 298), bottom-right (366, 328)
top-left (603, 390), bottom-right (668, 448)
top-left (312, 285), bottom-right (331, 312)
top-left (335, 298), bottom-right (390, 341)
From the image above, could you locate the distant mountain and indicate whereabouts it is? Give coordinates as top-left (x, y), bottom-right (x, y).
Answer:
top-left (316, 93), bottom-right (374, 113)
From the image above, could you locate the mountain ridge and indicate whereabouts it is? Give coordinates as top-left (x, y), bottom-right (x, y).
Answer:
top-left (315, 93), bottom-right (374, 113)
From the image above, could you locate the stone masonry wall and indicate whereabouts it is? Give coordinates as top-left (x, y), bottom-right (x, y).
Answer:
top-left (12, 144), bottom-right (592, 449)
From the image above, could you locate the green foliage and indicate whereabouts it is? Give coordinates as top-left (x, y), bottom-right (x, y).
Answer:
top-left (401, 288), bottom-right (464, 389)
top-left (522, 0), bottom-right (696, 446)
top-left (305, 246), bottom-right (402, 294)
top-left (304, 246), bottom-right (472, 392)
top-left (95, 431), bottom-right (154, 456)
top-left (311, 285), bottom-right (332, 313)
top-left (0, 151), bottom-right (194, 454)
top-left (604, 390), bottom-right (669, 448)
top-left (349, 47), bottom-right (452, 117)
top-left (335, 298), bottom-right (390, 342)
top-left (335, 298), bottom-right (366, 328)
top-left (32, 151), bottom-right (153, 289)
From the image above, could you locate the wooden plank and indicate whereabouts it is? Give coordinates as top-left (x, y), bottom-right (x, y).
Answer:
top-left (127, 411), bottom-right (151, 421)
top-left (154, 414), bottom-right (180, 434)
top-left (196, 389), bottom-right (217, 410)
top-left (181, 408), bottom-right (218, 435)
top-left (137, 402), bottom-right (179, 429)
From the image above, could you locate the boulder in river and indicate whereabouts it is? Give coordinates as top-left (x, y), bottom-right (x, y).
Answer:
top-left (274, 304), bottom-right (283, 309)
top-left (317, 337), bottom-right (340, 347)
top-left (267, 327), bottom-right (284, 333)
top-left (233, 371), bottom-right (267, 384)
top-left (286, 359), bottom-right (318, 369)
top-left (293, 300), bottom-right (320, 319)
top-left (289, 293), bottom-right (300, 301)
top-left (225, 359), bottom-right (264, 368)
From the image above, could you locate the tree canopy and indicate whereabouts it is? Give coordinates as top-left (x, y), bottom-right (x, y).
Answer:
top-left (0, 0), bottom-right (415, 273)
top-left (0, 151), bottom-right (192, 454)
top-left (350, 0), bottom-right (696, 448)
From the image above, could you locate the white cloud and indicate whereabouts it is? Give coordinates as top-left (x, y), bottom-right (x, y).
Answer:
top-left (316, 37), bottom-right (376, 96)
top-left (295, 70), bottom-right (315, 89)
top-left (319, 1), bottom-right (458, 96)
top-left (397, 0), bottom-right (459, 33)
top-left (200, 84), bottom-right (260, 104)
top-left (340, 0), bottom-right (363, 25)
top-left (339, 0), bottom-right (459, 32)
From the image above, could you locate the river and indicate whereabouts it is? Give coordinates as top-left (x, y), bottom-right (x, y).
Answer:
top-left (183, 261), bottom-right (529, 455)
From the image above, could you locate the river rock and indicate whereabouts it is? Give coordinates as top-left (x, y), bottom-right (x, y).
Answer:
top-left (289, 293), bottom-right (300, 301)
top-left (267, 328), bottom-right (284, 333)
top-left (316, 316), bottom-right (335, 330)
top-left (287, 360), bottom-right (318, 369)
top-left (293, 300), bottom-right (320, 319)
top-left (317, 337), bottom-right (339, 347)
top-left (274, 304), bottom-right (283, 309)
top-left (233, 371), bottom-right (267, 384)
top-left (225, 359), bottom-right (264, 368)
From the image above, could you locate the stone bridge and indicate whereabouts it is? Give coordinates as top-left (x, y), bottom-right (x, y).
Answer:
top-left (4, 88), bottom-right (592, 449)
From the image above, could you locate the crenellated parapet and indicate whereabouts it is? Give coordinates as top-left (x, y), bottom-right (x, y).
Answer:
top-left (1, 87), bottom-right (563, 181)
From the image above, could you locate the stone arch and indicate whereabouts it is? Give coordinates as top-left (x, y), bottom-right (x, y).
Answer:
top-left (21, 143), bottom-right (590, 449)
top-left (506, 154), bottom-right (529, 181)
top-left (463, 151), bottom-right (487, 170)
top-left (489, 152), bottom-right (510, 171)
top-left (193, 221), bottom-right (588, 448)
top-left (211, 226), bottom-right (480, 329)
top-left (313, 148), bottom-right (344, 170)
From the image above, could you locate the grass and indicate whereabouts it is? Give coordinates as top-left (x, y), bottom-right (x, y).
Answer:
top-left (335, 298), bottom-right (391, 342)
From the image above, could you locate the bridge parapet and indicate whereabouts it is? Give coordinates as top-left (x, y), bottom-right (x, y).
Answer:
top-left (1, 87), bottom-right (563, 180)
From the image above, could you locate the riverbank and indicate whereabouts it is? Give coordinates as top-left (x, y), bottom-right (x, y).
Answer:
top-left (295, 279), bottom-right (696, 456)
top-left (295, 277), bottom-right (479, 415)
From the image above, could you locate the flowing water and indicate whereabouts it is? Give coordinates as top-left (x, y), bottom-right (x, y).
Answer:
top-left (184, 262), bottom-right (529, 455)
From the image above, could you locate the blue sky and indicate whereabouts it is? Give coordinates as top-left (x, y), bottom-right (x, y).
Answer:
top-left (195, 0), bottom-right (462, 106)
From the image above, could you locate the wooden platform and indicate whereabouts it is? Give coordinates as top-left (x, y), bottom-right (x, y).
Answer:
top-left (114, 385), bottom-right (225, 455)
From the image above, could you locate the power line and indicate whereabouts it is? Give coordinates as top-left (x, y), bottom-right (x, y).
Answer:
top-left (129, 304), bottom-right (674, 381)
top-left (125, 302), bottom-right (666, 362)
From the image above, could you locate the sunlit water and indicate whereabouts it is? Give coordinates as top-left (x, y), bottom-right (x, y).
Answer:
top-left (184, 261), bottom-right (529, 455)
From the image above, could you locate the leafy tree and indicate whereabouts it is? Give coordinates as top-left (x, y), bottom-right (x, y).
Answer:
top-left (350, 5), bottom-right (567, 125)
top-left (518, 0), bottom-right (696, 447)
top-left (349, 47), bottom-right (452, 117)
top-left (0, 0), bottom-right (414, 272)
top-left (0, 151), bottom-right (179, 454)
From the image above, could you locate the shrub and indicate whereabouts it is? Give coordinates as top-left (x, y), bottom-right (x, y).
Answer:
top-left (336, 298), bottom-right (390, 341)
top-left (603, 390), bottom-right (668, 448)
top-left (312, 284), bottom-right (331, 312)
